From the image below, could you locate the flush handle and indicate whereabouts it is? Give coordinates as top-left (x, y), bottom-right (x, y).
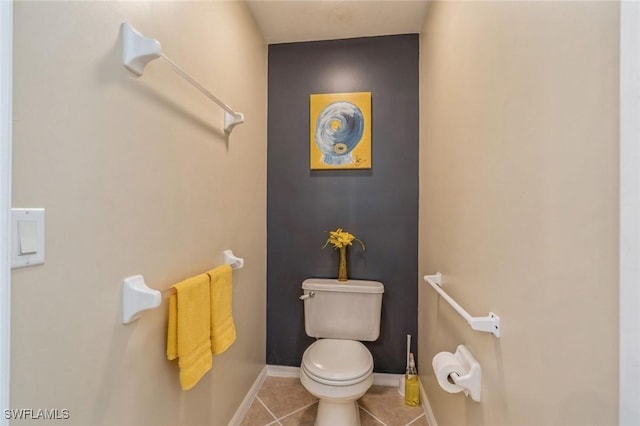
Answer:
top-left (299, 291), bottom-right (315, 300)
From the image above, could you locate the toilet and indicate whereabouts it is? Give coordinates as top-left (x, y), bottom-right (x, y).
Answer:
top-left (299, 278), bottom-right (384, 426)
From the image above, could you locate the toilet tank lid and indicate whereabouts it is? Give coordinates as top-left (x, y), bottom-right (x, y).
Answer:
top-left (302, 278), bottom-right (384, 293)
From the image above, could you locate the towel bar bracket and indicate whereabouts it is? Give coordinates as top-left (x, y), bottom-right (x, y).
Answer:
top-left (469, 312), bottom-right (500, 337)
top-left (122, 275), bottom-right (161, 324)
top-left (224, 111), bottom-right (245, 133)
top-left (223, 250), bottom-right (244, 270)
top-left (122, 22), bottom-right (161, 77)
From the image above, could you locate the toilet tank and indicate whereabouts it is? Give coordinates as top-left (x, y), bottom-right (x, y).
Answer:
top-left (301, 278), bottom-right (384, 341)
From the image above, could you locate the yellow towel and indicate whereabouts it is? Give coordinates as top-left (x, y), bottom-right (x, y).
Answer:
top-left (166, 294), bottom-right (178, 360)
top-left (207, 264), bottom-right (236, 354)
top-left (166, 274), bottom-right (212, 390)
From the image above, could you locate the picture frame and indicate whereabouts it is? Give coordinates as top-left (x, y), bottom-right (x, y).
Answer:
top-left (309, 92), bottom-right (372, 170)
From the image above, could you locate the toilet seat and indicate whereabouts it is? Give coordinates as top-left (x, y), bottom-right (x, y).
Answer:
top-left (301, 339), bottom-right (373, 386)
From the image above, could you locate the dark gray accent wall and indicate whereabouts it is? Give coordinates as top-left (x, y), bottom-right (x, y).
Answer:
top-left (267, 35), bottom-right (419, 373)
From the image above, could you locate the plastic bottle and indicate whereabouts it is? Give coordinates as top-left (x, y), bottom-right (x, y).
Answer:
top-left (404, 352), bottom-right (420, 407)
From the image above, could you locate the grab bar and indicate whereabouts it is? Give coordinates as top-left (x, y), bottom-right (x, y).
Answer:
top-left (424, 273), bottom-right (500, 337)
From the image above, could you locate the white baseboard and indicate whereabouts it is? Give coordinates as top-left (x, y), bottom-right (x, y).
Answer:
top-left (420, 379), bottom-right (437, 426)
top-left (372, 372), bottom-right (403, 387)
top-left (228, 365), bottom-right (268, 426)
top-left (266, 364), bottom-right (300, 378)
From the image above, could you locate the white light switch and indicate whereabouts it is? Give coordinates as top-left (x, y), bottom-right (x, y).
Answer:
top-left (11, 208), bottom-right (45, 269)
top-left (18, 220), bottom-right (38, 254)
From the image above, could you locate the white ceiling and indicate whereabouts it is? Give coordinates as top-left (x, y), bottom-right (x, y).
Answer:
top-left (246, 1), bottom-right (429, 44)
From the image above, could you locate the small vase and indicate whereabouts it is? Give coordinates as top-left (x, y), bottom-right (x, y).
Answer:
top-left (338, 246), bottom-right (348, 282)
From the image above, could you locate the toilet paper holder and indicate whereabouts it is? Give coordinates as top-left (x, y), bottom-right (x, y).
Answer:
top-left (436, 345), bottom-right (482, 402)
top-left (450, 345), bottom-right (481, 402)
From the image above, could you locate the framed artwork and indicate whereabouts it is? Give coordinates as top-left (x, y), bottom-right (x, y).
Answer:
top-left (309, 92), bottom-right (371, 170)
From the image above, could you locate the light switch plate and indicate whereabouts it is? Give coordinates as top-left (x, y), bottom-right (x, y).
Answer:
top-left (11, 208), bottom-right (45, 269)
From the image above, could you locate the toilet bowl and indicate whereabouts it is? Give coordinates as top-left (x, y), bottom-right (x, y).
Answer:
top-left (299, 278), bottom-right (384, 425)
top-left (300, 339), bottom-right (374, 426)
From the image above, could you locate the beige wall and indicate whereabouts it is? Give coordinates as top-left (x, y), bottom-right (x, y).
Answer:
top-left (11, 2), bottom-right (266, 425)
top-left (418, 2), bottom-right (619, 425)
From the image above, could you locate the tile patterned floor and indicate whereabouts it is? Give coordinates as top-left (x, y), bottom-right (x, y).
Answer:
top-left (239, 376), bottom-right (427, 426)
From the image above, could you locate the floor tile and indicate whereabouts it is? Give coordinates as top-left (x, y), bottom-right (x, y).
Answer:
top-left (239, 399), bottom-right (277, 426)
top-left (240, 376), bottom-right (428, 426)
top-left (359, 407), bottom-right (385, 425)
top-left (279, 402), bottom-right (317, 426)
top-left (257, 376), bottom-right (318, 419)
top-left (407, 414), bottom-right (428, 426)
top-left (358, 385), bottom-right (424, 426)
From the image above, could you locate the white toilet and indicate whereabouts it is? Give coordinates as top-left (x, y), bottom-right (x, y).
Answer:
top-left (299, 278), bottom-right (384, 426)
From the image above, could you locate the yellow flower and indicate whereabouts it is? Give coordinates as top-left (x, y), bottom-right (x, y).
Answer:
top-left (322, 228), bottom-right (365, 250)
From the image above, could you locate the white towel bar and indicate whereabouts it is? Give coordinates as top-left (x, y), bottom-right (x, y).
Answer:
top-left (121, 22), bottom-right (245, 133)
top-left (122, 250), bottom-right (244, 324)
top-left (424, 273), bottom-right (500, 337)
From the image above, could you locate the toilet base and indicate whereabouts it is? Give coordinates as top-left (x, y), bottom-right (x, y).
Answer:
top-left (315, 399), bottom-right (360, 426)
top-left (300, 367), bottom-right (373, 426)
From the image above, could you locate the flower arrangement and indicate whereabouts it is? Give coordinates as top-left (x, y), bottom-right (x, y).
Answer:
top-left (322, 228), bottom-right (365, 281)
top-left (322, 228), bottom-right (366, 250)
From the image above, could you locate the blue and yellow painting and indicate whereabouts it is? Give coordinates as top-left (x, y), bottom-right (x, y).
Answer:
top-left (310, 92), bottom-right (371, 170)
